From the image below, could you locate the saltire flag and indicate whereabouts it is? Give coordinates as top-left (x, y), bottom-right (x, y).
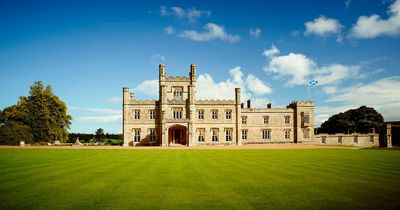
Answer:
top-left (308, 80), bottom-right (318, 86)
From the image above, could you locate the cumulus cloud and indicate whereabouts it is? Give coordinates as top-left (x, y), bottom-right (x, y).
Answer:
top-left (262, 44), bottom-right (280, 58)
top-left (164, 26), bottom-right (175, 34)
top-left (350, 0), bottom-right (400, 38)
top-left (197, 66), bottom-right (272, 106)
top-left (263, 45), bottom-right (315, 86)
top-left (134, 79), bottom-right (159, 98)
top-left (305, 16), bottom-right (342, 36)
top-left (133, 66), bottom-right (272, 107)
top-left (180, 23), bottom-right (240, 42)
top-left (249, 28), bottom-right (262, 38)
top-left (246, 74), bottom-right (272, 95)
top-left (263, 44), bottom-right (361, 86)
top-left (160, 6), bottom-right (211, 22)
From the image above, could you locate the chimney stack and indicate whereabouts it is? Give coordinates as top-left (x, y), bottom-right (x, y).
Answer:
top-left (267, 103), bottom-right (272, 108)
top-left (241, 103), bottom-right (244, 108)
top-left (247, 99), bottom-right (251, 108)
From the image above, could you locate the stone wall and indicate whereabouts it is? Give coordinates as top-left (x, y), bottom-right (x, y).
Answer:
top-left (315, 133), bottom-right (379, 147)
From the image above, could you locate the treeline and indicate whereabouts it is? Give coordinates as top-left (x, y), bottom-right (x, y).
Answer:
top-left (68, 133), bottom-right (122, 142)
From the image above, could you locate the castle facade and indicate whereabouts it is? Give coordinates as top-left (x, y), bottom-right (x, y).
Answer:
top-left (123, 64), bottom-right (314, 146)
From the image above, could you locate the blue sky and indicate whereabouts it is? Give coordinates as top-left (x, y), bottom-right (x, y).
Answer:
top-left (1, 0), bottom-right (400, 134)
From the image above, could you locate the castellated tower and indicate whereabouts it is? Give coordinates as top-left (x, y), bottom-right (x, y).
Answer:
top-left (122, 64), bottom-right (314, 147)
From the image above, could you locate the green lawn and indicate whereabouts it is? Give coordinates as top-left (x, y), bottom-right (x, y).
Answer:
top-left (0, 148), bottom-right (399, 210)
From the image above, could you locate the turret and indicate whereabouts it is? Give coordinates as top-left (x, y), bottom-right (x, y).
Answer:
top-left (123, 87), bottom-right (131, 104)
top-left (190, 64), bottom-right (196, 82)
top-left (159, 64), bottom-right (166, 81)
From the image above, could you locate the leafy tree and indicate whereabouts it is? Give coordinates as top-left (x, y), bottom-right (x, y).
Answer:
top-left (0, 81), bottom-right (72, 144)
top-left (319, 106), bottom-right (383, 134)
top-left (0, 122), bottom-right (33, 145)
top-left (95, 128), bottom-right (104, 142)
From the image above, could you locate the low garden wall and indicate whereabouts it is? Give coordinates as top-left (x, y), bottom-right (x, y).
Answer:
top-left (315, 133), bottom-right (379, 147)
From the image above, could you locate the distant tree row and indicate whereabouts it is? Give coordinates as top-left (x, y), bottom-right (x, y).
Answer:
top-left (68, 131), bottom-right (122, 143)
top-left (0, 81), bottom-right (71, 145)
top-left (318, 106), bottom-right (384, 134)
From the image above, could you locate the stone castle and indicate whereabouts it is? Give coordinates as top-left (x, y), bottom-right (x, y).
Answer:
top-left (122, 64), bottom-right (314, 146)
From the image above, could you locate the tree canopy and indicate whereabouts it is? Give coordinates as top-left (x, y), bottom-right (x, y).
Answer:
top-left (0, 81), bottom-right (72, 144)
top-left (319, 106), bottom-right (384, 134)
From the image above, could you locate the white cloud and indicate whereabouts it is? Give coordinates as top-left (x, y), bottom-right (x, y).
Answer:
top-left (350, 0), bottom-right (400, 38)
top-left (305, 16), bottom-right (342, 36)
top-left (263, 45), bottom-right (315, 86)
top-left (160, 6), bottom-right (211, 22)
top-left (327, 76), bottom-right (400, 105)
top-left (164, 26), bottom-right (175, 34)
top-left (263, 45), bottom-right (361, 86)
top-left (197, 66), bottom-right (272, 106)
top-left (249, 28), bottom-right (262, 38)
top-left (134, 79), bottom-right (159, 98)
top-left (179, 23), bottom-right (240, 43)
top-left (325, 76), bottom-right (400, 122)
top-left (134, 66), bottom-right (272, 107)
top-left (79, 115), bottom-right (122, 123)
top-left (246, 74), bottom-right (272, 95)
top-left (313, 64), bottom-right (360, 85)
top-left (322, 86), bottom-right (337, 94)
top-left (262, 44), bottom-right (280, 58)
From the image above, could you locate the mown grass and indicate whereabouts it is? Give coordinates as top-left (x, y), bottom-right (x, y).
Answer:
top-left (0, 148), bottom-right (399, 209)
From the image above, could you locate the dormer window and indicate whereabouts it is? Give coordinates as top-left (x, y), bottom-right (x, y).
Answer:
top-left (173, 88), bottom-right (182, 101)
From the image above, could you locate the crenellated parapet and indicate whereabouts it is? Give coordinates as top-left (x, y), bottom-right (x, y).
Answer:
top-left (288, 101), bottom-right (314, 108)
top-left (130, 99), bottom-right (157, 105)
top-left (165, 76), bottom-right (191, 82)
top-left (195, 100), bottom-right (235, 105)
top-left (167, 99), bottom-right (186, 105)
top-left (241, 108), bottom-right (294, 113)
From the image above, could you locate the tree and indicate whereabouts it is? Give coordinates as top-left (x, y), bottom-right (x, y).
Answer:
top-left (0, 122), bottom-right (33, 145)
top-left (95, 128), bottom-right (104, 142)
top-left (0, 81), bottom-right (72, 144)
top-left (319, 106), bottom-right (384, 134)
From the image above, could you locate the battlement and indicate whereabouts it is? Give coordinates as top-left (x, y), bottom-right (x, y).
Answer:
top-left (130, 100), bottom-right (157, 105)
top-left (241, 108), bottom-right (294, 113)
top-left (196, 100), bottom-right (235, 105)
top-left (288, 101), bottom-right (314, 108)
top-left (165, 76), bottom-right (191, 82)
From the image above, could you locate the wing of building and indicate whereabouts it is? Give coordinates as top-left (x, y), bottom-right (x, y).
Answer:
top-left (122, 64), bottom-right (314, 146)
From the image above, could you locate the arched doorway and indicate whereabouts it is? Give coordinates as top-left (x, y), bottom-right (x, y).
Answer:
top-left (168, 125), bottom-right (187, 146)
